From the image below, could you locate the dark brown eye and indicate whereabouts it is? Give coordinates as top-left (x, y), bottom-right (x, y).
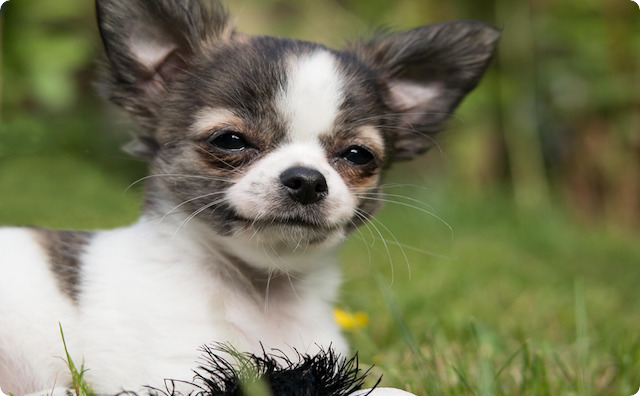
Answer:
top-left (342, 145), bottom-right (374, 165)
top-left (207, 130), bottom-right (248, 151)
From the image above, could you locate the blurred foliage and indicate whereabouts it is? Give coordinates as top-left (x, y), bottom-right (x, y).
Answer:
top-left (2, 0), bottom-right (639, 228)
top-left (1, 0), bottom-right (96, 112)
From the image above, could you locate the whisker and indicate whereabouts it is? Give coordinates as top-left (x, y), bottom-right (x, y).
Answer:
top-left (381, 240), bottom-right (455, 260)
top-left (351, 229), bottom-right (452, 260)
top-left (351, 210), bottom-right (377, 247)
top-left (159, 192), bottom-right (226, 224)
top-left (259, 244), bottom-right (303, 302)
top-left (354, 196), bottom-right (453, 238)
top-left (124, 173), bottom-right (233, 193)
top-left (171, 199), bottom-right (224, 243)
top-left (285, 271), bottom-right (301, 302)
top-left (199, 148), bottom-right (243, 172)
top-left (349, 214), bottom-right (374, 269)
top-left (292, 234), bottom-right (304, 253)
top-left (354, 208), bottom-right (394, 285)
top-left (366, 214), bottom-right (412, 279)
top-left (350, 184), bottom-right (430, 196)
top-left (354, 192), bottom-right (436, 212)
top-left (377, 183), bottom-right (429, 191)
top-left (379, 124), bottom-right (444, 155)
top-left (264, 267), bottom-right (274, 314)
top-left (353, 111), bottom-right (467, 125)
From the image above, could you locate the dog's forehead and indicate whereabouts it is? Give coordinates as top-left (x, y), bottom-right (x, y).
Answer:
top-left (277, 51), bottom-right (344, 142)
top-left (181, 37), bottom-right (383, 144)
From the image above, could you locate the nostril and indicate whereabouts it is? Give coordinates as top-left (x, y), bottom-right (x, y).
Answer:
top-left (284, 177), bottom-right (303, 190)
top-left (314, 178), bottom-right (328, 193)
top-left (279, 167), bottom-right (328, 205)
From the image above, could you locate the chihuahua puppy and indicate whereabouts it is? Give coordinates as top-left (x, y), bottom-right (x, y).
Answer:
top-left (0, 0), bottom-right (498, 394)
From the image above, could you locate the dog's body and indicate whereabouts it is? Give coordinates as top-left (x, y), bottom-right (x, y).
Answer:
top-left (0, 0), bottom-right (498, 393)
top-left (0, 219), bottom-right (343, 393)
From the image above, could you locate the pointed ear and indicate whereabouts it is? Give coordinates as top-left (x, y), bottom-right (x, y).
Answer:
top-left (350, 21), bottom-right (499, 161)
top-left (95, 0), bottom-right (232, 156)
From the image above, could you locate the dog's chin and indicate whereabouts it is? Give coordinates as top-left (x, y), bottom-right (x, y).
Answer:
top-left (230, 213), bottom-right (347, 248)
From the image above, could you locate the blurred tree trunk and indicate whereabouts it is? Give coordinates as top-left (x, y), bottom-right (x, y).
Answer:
top-left (561, 1), bottom-right (640, 229)
top-left (602, 0), bottom-right (640, 229)
top-left (495, 0), bottom-right (550, 210)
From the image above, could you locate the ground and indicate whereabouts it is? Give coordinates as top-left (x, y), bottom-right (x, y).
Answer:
top-left (1, 114), bottom-right (639, 395)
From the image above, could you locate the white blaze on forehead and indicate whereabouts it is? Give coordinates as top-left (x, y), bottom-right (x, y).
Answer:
top-left (277, 51), bottom-right (344, 142)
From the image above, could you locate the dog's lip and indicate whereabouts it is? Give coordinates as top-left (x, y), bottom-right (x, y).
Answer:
top-left (231, 213), bottom-right (336, 229)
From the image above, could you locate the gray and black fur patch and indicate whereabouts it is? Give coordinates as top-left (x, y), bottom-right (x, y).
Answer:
top-left (34, 229), bottom-right (93, 302)
top-left (95, 0), bottom-right (499, 243)
top-left (348, 21), bottom-right (500, 161)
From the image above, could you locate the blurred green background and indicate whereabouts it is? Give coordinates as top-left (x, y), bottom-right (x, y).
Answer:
top-left (1, 0), bottom-right (639, 394)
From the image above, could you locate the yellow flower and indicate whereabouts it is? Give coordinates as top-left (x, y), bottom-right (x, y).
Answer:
top-left (333, 309), bottom-right (369, 330)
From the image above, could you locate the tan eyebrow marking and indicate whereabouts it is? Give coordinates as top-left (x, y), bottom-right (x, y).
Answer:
top-left (358, 126), bottom-right (384, 154)
top-left (191, 108), bottom-right (244, 136)
top-left (320, 125), bottom-right (385, 162)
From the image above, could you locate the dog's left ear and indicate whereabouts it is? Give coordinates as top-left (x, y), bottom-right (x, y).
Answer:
top-left (96, 0), bottom-right (232, 158)
top-left (350, 21), bottom-right (499, 161)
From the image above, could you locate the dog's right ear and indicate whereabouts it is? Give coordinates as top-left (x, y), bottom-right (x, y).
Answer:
top-left (349, 22), bottom-right (499, 162)
top-left (96, 0), bottom-right (231, 158)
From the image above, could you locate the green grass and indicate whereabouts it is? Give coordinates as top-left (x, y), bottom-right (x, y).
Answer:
top-left (338, 182), bottom-right (640, 395)
top-left (60, 324), bottom-right (95, 396)
top-left (1, 115), bottom-right (639, 395)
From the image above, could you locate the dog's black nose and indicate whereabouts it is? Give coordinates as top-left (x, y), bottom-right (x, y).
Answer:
top-left (280, 167), bottom-right (328, 205)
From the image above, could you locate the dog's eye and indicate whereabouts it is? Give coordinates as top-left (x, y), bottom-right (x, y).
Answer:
top-left (342, 146), bottom-right (374, 165)
top-left (208, 130), bottom-right (248, 151)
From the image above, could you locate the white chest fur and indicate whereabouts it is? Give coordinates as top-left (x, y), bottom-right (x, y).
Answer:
top-left (0, 218), bottom-right (346, 394)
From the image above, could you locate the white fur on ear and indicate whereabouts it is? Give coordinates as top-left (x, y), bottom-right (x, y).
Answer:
top-left (349, 21), bottom-right (499, 161)
top-left (387, 80), bottom-right (443, 124)
top-left (96, 0), bottom-right (232, 135)
top-left (127, 26), bottom-right (177, 73)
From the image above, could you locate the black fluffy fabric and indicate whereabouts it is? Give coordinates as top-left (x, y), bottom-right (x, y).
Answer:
top-left (135, 345), bottom-right (379, 396)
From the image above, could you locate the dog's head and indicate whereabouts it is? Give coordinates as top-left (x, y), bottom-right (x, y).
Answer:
top-left (96, 0), bottom-right (498, 264)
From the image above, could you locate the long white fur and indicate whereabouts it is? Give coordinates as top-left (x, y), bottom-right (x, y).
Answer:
top-left (0, 51), bottom-right (351, 395)
top-left (0, 215), bottom-right (346, 394)
top-left (0, 229), bottom-right (77, 393)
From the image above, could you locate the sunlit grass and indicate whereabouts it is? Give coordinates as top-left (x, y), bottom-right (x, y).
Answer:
top-left (339, 183), bottom-right (640, 395)
top-left (1, 116), bottom-right (639, 394)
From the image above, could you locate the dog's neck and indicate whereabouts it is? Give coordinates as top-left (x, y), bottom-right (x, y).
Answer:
top-left (136, 195), bottom-right (342, 303)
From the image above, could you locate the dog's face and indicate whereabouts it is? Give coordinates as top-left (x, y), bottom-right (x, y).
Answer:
top-left (153, 44), bottom-right (389, 249)
top-left (96, 0), bottom-right (498, 255)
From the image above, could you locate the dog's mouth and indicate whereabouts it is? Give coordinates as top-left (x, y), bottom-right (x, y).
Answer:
top-left (228, 212), bottom-right (346, 246)
top-left (231, 213), bottom-right (339, 231)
